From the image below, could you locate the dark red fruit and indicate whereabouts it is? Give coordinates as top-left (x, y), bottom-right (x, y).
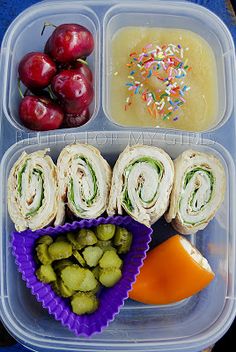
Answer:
top-left (44, 37), bottom-right (50, 55)
top-left (45, 23), bottom-right (94, 63)
top-left (64, 99), bottom-right (91, 114)
top-left (51, 69), bottom-right (94, 112)
top-left (18, 52), bottom-right (57, 89)
top-left (64, 107), bottom-right (90, 127)
top-left (74, 61), bottom-right (93, 82)
top-left (19, 96), bottom-right (64, 131)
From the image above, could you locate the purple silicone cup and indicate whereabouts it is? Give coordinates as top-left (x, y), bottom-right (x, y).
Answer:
top-left (11, 216), bottom-right (152, 337)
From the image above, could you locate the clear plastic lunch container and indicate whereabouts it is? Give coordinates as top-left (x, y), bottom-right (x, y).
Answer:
top-left (0, 1), bottom-right (236, 352)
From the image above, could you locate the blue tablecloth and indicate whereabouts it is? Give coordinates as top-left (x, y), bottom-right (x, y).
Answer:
top-left (0, 0), bottom-right (235, 351)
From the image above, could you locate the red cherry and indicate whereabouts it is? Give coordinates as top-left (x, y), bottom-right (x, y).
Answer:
top-left (63, 107), bottom-right (90, 127)
top-left (44, 38), bottom-right (50, 55)
top-left (51, 69), bottom-right (94, 111)
top-left (64, 99), bottom-right (91, 115)
top-left (74, 61), bottom-right (93, 82)
top-left (19, 96), bottom-right (64, 131)
top-left (18, 52), bottom-right (57, 90)
top-left (45, 23), bottom-right (94, 63)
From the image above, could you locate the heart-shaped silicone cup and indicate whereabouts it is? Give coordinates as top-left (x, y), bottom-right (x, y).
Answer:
top-left (11, 216), bottom-right (152, 337)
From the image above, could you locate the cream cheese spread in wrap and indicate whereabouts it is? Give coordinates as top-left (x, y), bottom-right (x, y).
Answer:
top-left (165, 150), bottom-right (226, 234)
top-left (55, 143), bottom-right (112, 225)
top-left (8, 149), bottom-right (58, 231)
top-left (107, 145), bottom-right (174, 227)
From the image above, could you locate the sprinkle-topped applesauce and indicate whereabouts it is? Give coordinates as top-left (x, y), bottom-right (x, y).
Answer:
top-left (109, 27), bottom-right (218, 131)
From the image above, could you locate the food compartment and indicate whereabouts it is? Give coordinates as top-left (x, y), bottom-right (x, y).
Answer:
top-left (11, 216), bottom-right (152, 337)
top-left (1, 1), bottom-right (100, 132)
top-left (0, 131), bottom-right (235, 352)
top-left (103, 2), bottom-right (235, 132)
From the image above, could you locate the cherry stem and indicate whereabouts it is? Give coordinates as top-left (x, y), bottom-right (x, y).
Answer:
top-left (47, 85), bottom-right (55, 100)
top-left (41, 22), bottom-right (57, 36)
top-left (76, 58), bottom-right (88, 66)
top-left (18, 79), bottom-right (24, 99)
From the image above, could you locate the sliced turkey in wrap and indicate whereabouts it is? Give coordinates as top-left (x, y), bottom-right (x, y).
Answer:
top-left (8, 149), bottom-right (58, 232)
top-left (107, 145), bottom-right (174, 227)
top-left (165, 150), bottom-right (226, 234)
top-left (55, 143), bottom-right (112, 225)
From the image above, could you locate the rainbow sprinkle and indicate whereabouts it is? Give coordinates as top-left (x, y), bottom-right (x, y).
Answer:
top-left (123, 43), bottom-right (191, 121)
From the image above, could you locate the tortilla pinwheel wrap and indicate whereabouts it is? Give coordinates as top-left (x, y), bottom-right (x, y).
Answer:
top-left (107, 145), bottom-right (174, 227)
top-left (55, 143), bottom-right (112, 225)
top-left (8, 149), bottom-right (58, 232)
top-left (165, 150), bottom-right (226, 235)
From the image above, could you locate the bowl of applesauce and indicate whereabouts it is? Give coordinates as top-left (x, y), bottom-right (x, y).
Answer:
top-left (103, 3), bottom-right (234, 132)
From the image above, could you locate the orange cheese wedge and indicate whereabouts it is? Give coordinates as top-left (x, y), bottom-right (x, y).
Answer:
top-left (129, 234), bottom-right (215, 304)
